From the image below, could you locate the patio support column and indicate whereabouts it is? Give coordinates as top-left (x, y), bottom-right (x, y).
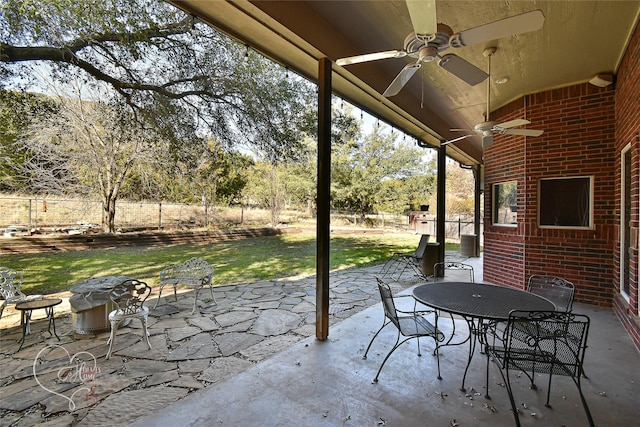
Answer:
top-left (316, 57), bottom-right (331, 340)
top-left (437, 144), bottom-right (446, 263)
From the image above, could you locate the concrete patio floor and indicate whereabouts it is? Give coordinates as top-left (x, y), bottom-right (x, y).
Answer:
top-left (1, 253), bottom-right (639, 426)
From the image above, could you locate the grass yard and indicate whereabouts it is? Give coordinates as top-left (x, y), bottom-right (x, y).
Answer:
top-left (2, 232), bottom-right (447, 295)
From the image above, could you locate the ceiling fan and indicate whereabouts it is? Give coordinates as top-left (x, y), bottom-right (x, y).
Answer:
top-left (335, 0), bottom-right (546, 97)
top-left (445, 47), bottom-right (544, 148)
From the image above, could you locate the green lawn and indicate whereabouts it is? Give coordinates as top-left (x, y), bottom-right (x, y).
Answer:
top-left (3, 232), bottom-right (442, 295)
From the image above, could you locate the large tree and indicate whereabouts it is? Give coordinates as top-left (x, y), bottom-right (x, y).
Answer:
top-left (1, 0), bottom-right (314, 156)
top-left (1, 0), bottom-right (316, 231)
top-left (13, 82), bottom-right (162, 232)
top-left (331, 126), bottom-right (427, 220)
top-left (0, 90), bottom-right (58, 192)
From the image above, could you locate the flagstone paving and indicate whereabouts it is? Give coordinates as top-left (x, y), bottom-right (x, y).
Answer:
top-left (0, 254), bottom-right (466, 426)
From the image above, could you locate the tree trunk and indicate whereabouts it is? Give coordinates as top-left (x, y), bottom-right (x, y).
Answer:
top-left (102, 197), bottom-right (117, 233)
top-left (307, 198), bottom-right (314, 217)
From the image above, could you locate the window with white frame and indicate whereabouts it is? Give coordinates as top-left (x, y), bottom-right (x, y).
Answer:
top-left (492, 181), bottom-right (517, 226)
top-left (538, 176), bottom-right (593, 229)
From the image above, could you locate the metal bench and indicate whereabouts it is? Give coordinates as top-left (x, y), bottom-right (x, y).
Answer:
top-left (153, 257), bottom-right (216, 314)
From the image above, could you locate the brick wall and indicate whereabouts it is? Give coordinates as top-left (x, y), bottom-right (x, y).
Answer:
top-left (483, 105), bottom-right (526, 288)
top-left (484, 18), bottom-right (640, 351)
top-left (485, 84), bottom-right (616, 306)
top-left (613, 17), bottom-right (640, 350)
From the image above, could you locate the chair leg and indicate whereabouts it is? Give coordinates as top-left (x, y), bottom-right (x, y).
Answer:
top-left (380, 257), bottom-right (405, 280)
top-left (545, 370), bottom-right (554, 408)
top-left (209, 285), bottom-right (216, 304)
top-left (191, 287), bottom-right (200, 315)
top-left (106, 320), bottom-right (119, 360)
top-left (153, 285), bottom-right (165, 309)
top-left (373, 333), bottom-right (403, 383)
top-left (141, 316), bottom-right (151, 350)
top-left (504, 367), bottom-right (522, 427)
top-left (363, 320), bottom-right (389, 359)
top-left (576, 376), bottom-right (596, 427)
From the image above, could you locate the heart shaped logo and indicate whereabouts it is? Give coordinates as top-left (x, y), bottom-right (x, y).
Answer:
top-left (33, 344), bottom-right (101, 411)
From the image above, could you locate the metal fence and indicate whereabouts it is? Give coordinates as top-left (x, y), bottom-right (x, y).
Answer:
top-left (0, 196), bottom-right (483, 244)
top-left (0, 197), bottom-right (248, 232)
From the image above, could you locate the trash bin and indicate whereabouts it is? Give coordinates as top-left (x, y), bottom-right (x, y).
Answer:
top-left (421, 242), bottom-right (440, 275)
top-left (460, 234), bottom-right (478, 257)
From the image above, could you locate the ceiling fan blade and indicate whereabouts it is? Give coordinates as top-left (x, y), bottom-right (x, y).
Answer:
top-left (496, 119), bottom-right (531, 129)
top-left (482, 134), bottom-right (494, 148)
top-left (450, 10), bottom-right (545, 48)
top-left (442, 134), bottom-right (473, 146)
top-left (383, 62), bottom-right (421, 97)
top-left (336, 50), bottom-right (406, 66)
top-left (450, 128), bottom-right (474, 132)
top-left (438, 54), bottom-right (488, 86)
top-left (406, 0), bottom-right (437, 41)
top-left (502, 128), bottom-right (544, 137)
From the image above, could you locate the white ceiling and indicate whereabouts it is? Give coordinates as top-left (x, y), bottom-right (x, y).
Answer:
top-left (172, 0), bottom-right (640, 165)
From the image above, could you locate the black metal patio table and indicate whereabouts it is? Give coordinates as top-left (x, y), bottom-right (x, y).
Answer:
top-left (413, 281), bottom-right (556, 392)
top-left (15, 298), bottom-right (62, 351)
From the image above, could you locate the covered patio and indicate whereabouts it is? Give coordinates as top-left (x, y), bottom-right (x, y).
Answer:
top-left (2, 1), bottom-right (638, 425)
top-left (133, 257), bottom-right (640, 426)
top-left (169, 0), bottom-right (640, 350)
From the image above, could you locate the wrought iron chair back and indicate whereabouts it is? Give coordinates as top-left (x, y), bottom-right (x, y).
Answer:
top-left (433, 262), bottom-right (475, 282)
top-left (1, 267), bottom-right (25, 300)
top-left (486, 310), bottom-right (593, 427)
top-left (378, 279), bottom-right (400, 329)
top-left (110, 280), bottom-right (152, 315)
top-left (362, 277), bottom-right (443, 382)
top-left (527, 275), bottom-right (575, 312)
top-left (106, 279), bottom-right (152, 359)
top-left (0, 266), bottom-right (42, 320)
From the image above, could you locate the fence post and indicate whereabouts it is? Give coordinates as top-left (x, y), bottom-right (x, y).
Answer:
top-left (158, 202), bottom-right (162, 231)
top-left (458, 217), bottom-right (461, 238)
top-left (28, 199), bottom-right (32, 232)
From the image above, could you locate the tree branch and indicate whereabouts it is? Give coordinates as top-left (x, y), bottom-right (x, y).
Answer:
top-left (2, 43), bottom-right (220, 100)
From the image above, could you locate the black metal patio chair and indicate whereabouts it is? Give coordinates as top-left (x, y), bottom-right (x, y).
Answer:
top-left (433, 261), bottom-right (475, 282)
top-left (363, 277), bottom-right (444, 383)
top-left (485, 310), bottom-right (593, 427)
top-left (379, 234), bottom-right (430, 280)
top-left (527, 275), bottom-right (575, 312)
